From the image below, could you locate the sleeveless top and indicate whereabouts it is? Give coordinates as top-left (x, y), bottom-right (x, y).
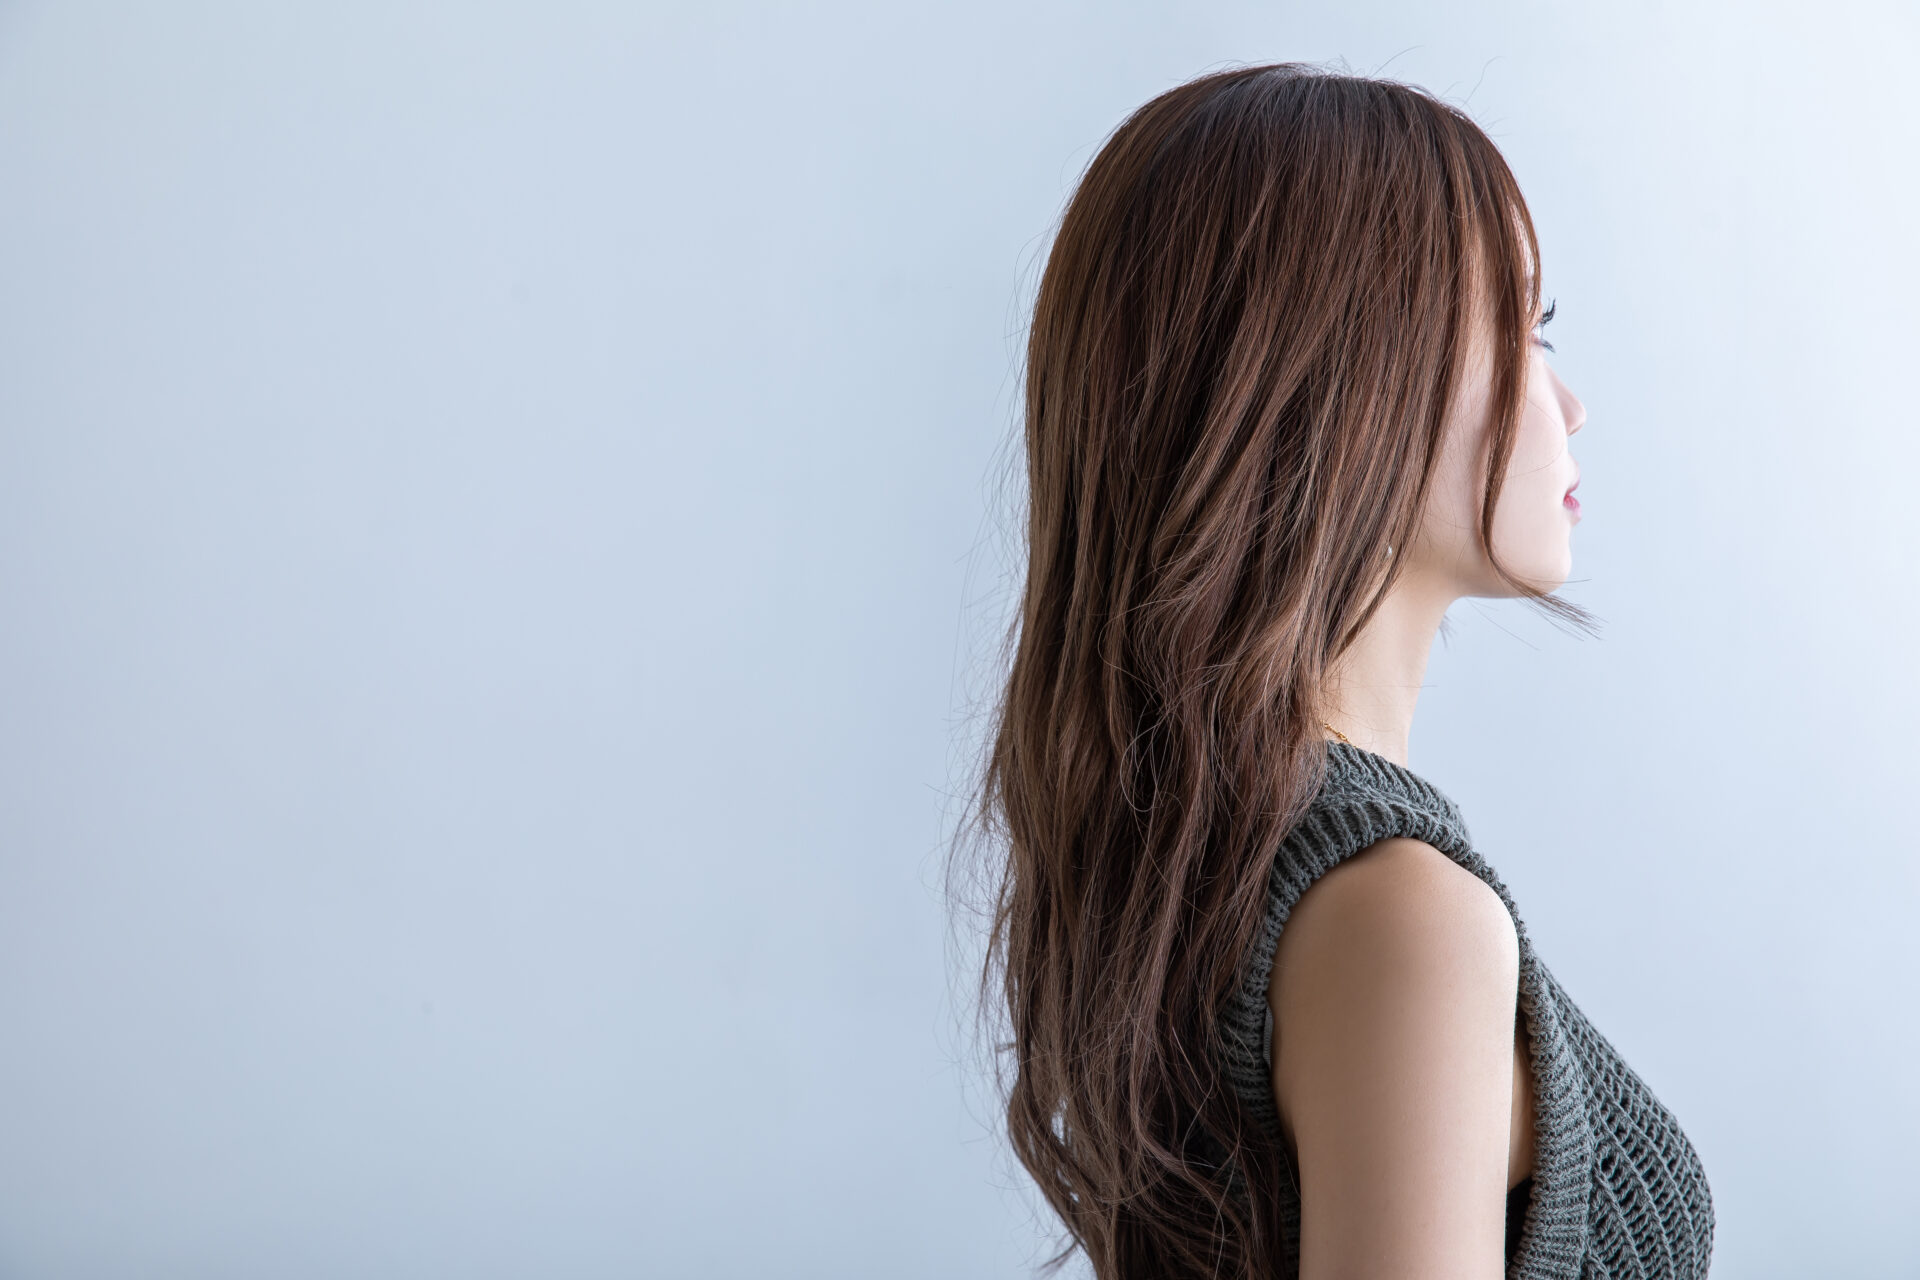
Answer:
top-left (1217, 741), bottom-right (1715, 1279)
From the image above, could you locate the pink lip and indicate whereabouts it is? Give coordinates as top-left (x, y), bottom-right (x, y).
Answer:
top-left (1564, 491), bottom-right (1581, 518)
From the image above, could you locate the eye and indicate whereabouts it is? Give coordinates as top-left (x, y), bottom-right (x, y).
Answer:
top-left (1532, 297), bottom-right (1557, 354)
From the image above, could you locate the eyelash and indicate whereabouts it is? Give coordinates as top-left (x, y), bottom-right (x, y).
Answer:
top-left (1533, 298), bottom-right (1557, 354)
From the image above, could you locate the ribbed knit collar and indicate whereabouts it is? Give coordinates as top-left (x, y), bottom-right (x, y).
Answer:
top-left (1321, 738), bottom-right (1467, 832)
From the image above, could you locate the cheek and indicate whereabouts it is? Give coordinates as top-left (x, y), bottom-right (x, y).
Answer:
top-left (1504, 407), bottom-right (1568, 498)
top-left (1414, 456), bottom-right (1501, 583)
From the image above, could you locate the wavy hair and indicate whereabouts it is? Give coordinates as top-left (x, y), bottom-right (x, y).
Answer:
top-left (951, 62), bottom-right (1596, 1279)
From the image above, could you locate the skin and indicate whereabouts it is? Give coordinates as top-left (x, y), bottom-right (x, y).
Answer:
top-left (1267, 279), bottom-right (1587, 1279)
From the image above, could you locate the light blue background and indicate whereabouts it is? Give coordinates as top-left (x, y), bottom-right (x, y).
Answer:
top-left (1, 2), bottom-right (1914, 1277)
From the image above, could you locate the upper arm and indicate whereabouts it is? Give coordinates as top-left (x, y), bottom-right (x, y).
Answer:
top-left (1267, 837), bottom-right (1521, 1280)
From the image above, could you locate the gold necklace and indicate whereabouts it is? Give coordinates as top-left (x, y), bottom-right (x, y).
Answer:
top-left (1319, 719), bottom-right (1352, 745)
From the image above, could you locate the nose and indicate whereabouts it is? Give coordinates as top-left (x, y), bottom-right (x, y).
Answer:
top-left (1553, 367), bottom-right (1587, 435)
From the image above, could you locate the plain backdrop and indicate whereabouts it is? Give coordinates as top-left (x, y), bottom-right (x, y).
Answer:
top-left (1, 1), bottom-right (1915, 1277)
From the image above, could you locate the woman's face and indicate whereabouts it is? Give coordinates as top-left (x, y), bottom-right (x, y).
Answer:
top-left (1413, 292), bottom-right (1587, 599)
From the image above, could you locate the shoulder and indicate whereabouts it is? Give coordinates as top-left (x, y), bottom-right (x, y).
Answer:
top-left (1276, 836), bottom-right (1517, 985)
top-left (1269, 838), bottom-right (1518, 1049)
top-left (1266, 833), bottom-right (1520, 1096)
top-left (1265, 835), bottom-right (1521, 1133)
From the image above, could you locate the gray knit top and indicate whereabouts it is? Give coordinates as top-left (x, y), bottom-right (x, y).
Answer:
top-left (1218, 741), bottom-right (1714, 1278)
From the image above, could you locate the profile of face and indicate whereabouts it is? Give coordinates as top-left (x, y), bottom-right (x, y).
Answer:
top-left (1411, 289), bottom-right (1588, 600)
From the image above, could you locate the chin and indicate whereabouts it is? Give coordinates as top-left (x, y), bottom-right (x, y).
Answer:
top-left (1536, 547), bottom-right (1575, 594)
top-left (1504, 521), bottom-right (1576, 594)
top-left (1490, 547), bottom-right (1573, 597)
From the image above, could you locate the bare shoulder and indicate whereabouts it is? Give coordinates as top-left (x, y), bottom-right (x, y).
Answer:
top-left (1266, 837), bottom-right (1522, 1274)
top-left (1269, 836), bottom-right (1519, 1063)
top-left (1281, 836), bottom-right (1518, 974)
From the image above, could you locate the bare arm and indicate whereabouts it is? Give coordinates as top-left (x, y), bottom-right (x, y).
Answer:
top-left (1268, 837), bottom-right (1521, 1280)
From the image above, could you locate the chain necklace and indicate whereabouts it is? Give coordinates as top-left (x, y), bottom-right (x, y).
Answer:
top-left (1319, 719), bottom-right (1353, 746)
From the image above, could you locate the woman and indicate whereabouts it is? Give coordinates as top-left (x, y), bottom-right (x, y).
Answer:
top-left (959, 63), bottom-right (1714, 1279)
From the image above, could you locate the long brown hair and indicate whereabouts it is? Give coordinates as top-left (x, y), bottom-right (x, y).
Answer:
top-left (951, 62), bottom-right (1597, 1278)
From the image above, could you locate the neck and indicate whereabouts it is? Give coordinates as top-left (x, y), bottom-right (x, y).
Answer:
top-left (1321, 567), bottom-right (1455, 768)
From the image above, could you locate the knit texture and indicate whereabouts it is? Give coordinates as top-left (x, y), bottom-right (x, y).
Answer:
top-left (1217, 740), bottom-right (1714, 1279)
